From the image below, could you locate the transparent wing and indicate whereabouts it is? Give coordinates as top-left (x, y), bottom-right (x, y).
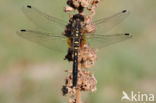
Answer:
top-left (86, 33), bottom-right (132, 49)
top-left (22, 5), bottom-right (67, 33)
top-left (94, 10), bottom-right (129, 34)
top-left (17, 29), bottom-right (68, 52)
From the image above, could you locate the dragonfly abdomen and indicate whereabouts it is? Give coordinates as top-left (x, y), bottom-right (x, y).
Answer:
top-left (72, 20), bottom-right (82, 87)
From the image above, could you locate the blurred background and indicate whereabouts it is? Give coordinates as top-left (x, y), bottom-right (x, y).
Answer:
top-left (0, 0), bottom-right (156, 103)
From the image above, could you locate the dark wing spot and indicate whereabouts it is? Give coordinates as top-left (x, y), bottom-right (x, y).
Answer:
top-left (122, 10), bottom-right (127, 13)
top-left (20, 29), bottom-right (26, 32)
top-left (124, 33), bottom-right (133, 37)
top-left (27, 5), bottom-right (32, 8)
top-left (124, 33), bottom-right (130, 36)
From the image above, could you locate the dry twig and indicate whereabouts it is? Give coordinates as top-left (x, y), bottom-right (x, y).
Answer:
top-left (62, 0), bottom-right (102, 103)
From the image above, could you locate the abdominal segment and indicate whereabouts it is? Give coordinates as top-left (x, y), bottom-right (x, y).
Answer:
top-left (65, 35), bottom-right (86, 61)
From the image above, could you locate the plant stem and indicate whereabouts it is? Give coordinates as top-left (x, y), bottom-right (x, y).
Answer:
top-left (76, 89), bottom-right (81, 103)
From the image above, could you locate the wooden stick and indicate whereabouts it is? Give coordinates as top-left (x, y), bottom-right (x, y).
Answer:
top-left (76, 89), bottom-right (81, 103)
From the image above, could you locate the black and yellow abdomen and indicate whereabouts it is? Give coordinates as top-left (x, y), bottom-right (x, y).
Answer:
top-left (72, 20), bottom-right (83, 87)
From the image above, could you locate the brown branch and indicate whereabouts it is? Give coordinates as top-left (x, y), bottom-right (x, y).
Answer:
top-left (62, 0), bottom-right (103, 103)
top-left (76, 89), bottom-right (81, 103)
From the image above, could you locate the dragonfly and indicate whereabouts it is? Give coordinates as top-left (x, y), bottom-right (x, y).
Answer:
top-left (17, 5), bottom-right (132, 87)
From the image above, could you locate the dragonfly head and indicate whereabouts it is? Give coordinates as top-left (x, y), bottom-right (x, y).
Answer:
top-left (73, 14), bottom-right (84, 22)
